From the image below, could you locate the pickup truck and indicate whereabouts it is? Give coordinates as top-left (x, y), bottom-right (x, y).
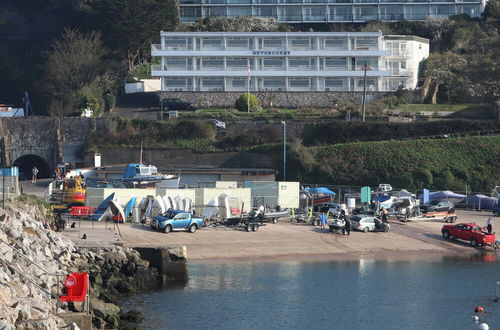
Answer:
top-left (441, 222), bottom-right (496, 247)
top-left (152, 209), bottom-right (205, 233)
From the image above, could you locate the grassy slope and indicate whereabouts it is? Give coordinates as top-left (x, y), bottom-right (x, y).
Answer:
top-left (274, 135), bottom-right (500, 192)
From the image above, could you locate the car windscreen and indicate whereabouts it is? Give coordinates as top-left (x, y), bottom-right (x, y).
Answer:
top-left (162, 210), bottom-right (181, 218)
top-left (427, 200), bottom-right (439, 206)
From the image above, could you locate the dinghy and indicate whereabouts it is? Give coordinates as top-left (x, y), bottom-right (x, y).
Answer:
top-left (91, 193), bottom-right (115, 221)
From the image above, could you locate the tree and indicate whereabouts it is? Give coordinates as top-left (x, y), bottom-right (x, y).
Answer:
top-left (422, 52), bottom-right (468, 103)
top-left (41, 28), bottom-right (119, 116)
top-left (190, 16), bottom-right (290, 32)
top-left (484, 0), bottom-right (500, 20)
top-left (88, 0), bottom-right (179, 72)
top-left (360, 21), bottom-right (393, 35)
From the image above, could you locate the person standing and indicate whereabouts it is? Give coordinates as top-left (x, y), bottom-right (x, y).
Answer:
top-left (31, 166), bottom-right (39, 183)
top-left (320, 211), bottom-right (327, 229)
top-left (486, 217), bottom-right (493, 234)
top-left (344, 217), bottom-right (351, 236)
top-left (381, 207), bottom-right (388, 223)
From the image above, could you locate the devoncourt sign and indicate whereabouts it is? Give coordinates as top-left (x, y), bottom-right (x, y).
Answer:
top-left (252, 50), bottom-right (291, 56)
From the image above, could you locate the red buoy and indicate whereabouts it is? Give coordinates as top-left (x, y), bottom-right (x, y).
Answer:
top-left (475, 306), bottom-right (485, 313)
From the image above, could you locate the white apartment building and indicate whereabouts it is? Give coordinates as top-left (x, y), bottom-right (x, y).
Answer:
top-left (179, 0), bottom-right (486, 23)
top-left (151, 32), bottom-right (429, 93)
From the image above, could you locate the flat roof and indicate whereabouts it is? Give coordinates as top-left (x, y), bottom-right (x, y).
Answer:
top-left (384, 35), bottom-right (430, 44)
top-left (160, 31), bottom-right (382, 37)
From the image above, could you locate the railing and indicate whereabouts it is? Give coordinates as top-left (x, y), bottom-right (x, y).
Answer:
top-left (288, 45), bottom-right (315, 50)
top-left (226, 45), bottom-right (253, 50)
top-left (197, 44), bottom-right (225, 50)
top-left (152, 44), bottom-right (194, 51)
top-left (164, 87), bottom-right (196, 91)
top-left (287, 65), bottom-right (317, 70)
top-left (303, 15), bottom-right (328, 21)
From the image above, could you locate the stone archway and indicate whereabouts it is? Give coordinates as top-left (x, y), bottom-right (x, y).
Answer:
top-left (12, 155), bottom-right (51, 181)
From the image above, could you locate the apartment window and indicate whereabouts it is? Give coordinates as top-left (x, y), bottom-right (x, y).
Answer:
top-left (226, 38), bottom-right (250, 49)
top-left (202, 78), bottom-right (224, 90)
top-left (289, 57), bottom-right (314, 67)
top-left (229, 78), bottom-right (247, 87)
top-left (164, 37), bottom-right (191, 49)
top-left (227, 7), bottom-right (252, 16)
top-left (325, 57), bottom-right (347, 68)
top-left (325, 78), bottom-right (346, 87)
top-left (201, 38), bottom-right (223, 48)
top-left (355, 57), bottom-right (378, 68)
top-left (263, 58), bottom-right (285, 67)
top-left (165, 78), bottom-right (191, 89)
top-left (289, 37), bottom-right (312, 50)
top-left (262, 78), bottom-right (286, 88)
top-left (262, 37), bottom-right (284, 48)
top-left (324, 37), bottom-right (348, 50)
top-left (354, 37), bottom-right (378, 49)
top-left (289, 78), bottom-right (311, 87)
top-left (226, 58), bottom-right (248, 67)
top-left (201, 58), bottom-right (224, 69)
top-left (165, 58), bottom-right (192, 69)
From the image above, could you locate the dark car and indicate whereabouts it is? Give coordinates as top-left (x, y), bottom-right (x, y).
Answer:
top-left (420, 200), bottom-right (455, 213)
top-left (162, 98), bottom-right (196, 111)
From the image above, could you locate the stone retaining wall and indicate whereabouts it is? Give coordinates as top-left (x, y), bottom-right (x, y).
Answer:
top-left (160, 91), bottom-right (387, 108)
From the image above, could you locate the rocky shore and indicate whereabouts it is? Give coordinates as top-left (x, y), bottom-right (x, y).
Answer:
top-left (0, 197), bottom-right (163, 329)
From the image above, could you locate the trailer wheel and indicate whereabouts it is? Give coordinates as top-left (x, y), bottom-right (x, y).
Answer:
top-left (272, 218), bottom-right (277, 224)
top-left (246, 225), bottom-right (252, 232)
top-left (252, 225), bottom-right (259, 232)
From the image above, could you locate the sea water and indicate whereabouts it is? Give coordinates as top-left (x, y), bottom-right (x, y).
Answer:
top-left (122, 253), bottom-right (500, 329)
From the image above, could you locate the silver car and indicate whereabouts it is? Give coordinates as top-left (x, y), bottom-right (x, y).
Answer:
top-left (350, 215), bottom-right (390, 233)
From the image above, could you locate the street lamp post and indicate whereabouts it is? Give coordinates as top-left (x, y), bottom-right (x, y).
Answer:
top-left (362, 63), bottom-right (368, 122)
top-left (281, 121), bottom-right (286, 181)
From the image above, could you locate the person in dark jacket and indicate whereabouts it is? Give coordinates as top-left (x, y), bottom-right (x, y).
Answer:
top-left (344, 217), bottom-right (351, 236)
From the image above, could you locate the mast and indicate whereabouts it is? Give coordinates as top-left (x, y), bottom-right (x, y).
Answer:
top-left (139, 140), bottom-right (143, 165)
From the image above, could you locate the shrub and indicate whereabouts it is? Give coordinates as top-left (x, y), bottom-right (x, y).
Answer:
top-left (174, 120), bottom-right (215, 140)
top-left (235, 93), bottom-right (261, 112)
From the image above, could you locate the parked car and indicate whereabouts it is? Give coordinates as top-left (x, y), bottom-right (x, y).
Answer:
top-left (493, 204), bottom-right (500, 217)
top-left (163, 98), bottom-right (196, 111)
top-left (420, 200), bottom-right (455, 213)
top-left (349, 215), bottom-right (390, 233)
top-left (152, 209), bottom-right (205, 233)
top-left (441, 222), bottom-right (496, 247)
top-left (206, 119), bottom-right (226, 129)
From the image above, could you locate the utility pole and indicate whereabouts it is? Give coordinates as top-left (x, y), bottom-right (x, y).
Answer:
top-left (281, 121), bottom-right (287, 181)
top-left (362, 63), bottom-right (368, 123)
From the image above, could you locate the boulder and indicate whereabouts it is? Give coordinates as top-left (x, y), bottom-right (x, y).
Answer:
top-left (91, 299), bottom-right (121, 329)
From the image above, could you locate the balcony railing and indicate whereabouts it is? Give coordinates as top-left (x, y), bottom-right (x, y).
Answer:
top-left (153, 64), bottom-right (388, 72)
top-left (287, 65), bottom-right (317, 70)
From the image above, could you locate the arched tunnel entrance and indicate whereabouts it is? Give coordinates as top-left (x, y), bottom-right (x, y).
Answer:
top-left (12, 155), bottom-right (51, 181)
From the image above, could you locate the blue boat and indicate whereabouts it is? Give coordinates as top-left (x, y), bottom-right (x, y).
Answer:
top-left (91, 193), bottom-right (115, 221)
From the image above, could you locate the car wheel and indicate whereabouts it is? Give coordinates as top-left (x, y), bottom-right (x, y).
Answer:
top-left (383, 226), bottom-right (390, 232)
top-left (329, 226), bottom-right (333, 232)
top-left (188, 224), bottom-right (197, 233)
top-left (442, 230), bottom-right (450, 239)
top-left (363, 227), bottom-right (369, 233)
top-left (272, 218), bottom-right (277, 224)
top-left (246, 225), bottom-right (252, 232)
top-left (163, 224), bottom-right (172, 233)
top-left (448, 208), bottom-right (455, 214)
top-left (252, 225), bottom-right (259, 232)
top-left (470, 238), bottom-right (478, 248)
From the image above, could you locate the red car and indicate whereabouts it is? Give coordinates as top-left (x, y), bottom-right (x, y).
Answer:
top-left (441, 222), bottom-right (496, 247)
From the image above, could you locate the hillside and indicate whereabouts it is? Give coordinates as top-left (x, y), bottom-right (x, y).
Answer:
top-left (278, 135), bottom-right (500, 192)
